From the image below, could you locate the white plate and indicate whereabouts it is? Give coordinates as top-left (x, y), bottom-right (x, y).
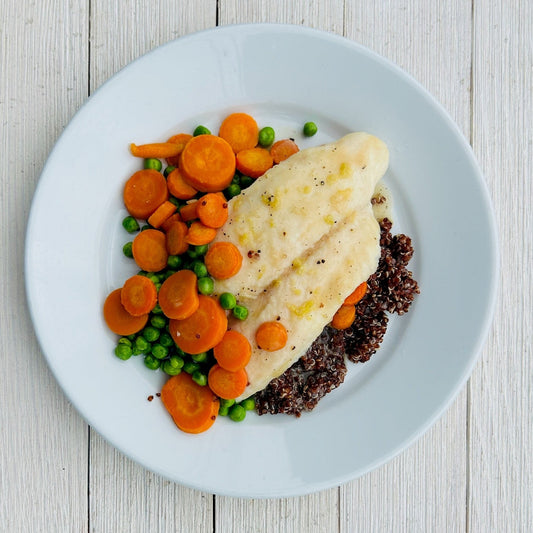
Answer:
top-left (25, 24), bottom-right (498, 497)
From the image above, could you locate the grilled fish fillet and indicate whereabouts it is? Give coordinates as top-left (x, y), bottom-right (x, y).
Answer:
top-left (211, 132), bottom-right (389, 400)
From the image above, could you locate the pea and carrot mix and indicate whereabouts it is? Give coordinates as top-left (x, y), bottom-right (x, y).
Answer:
top-left (103, 112), bottom-right (419, 433)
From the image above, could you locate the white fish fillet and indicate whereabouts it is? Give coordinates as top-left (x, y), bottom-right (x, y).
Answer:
top-left (212, 132), bottom-right (389, 400)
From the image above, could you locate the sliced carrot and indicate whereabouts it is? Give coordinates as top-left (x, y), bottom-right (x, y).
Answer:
top-left (158, 270), bottom-right (199, 320)
top-left (270, 139), bottom-right (299, 164)
top-left (207, 364), bottom-right (248, 400)
top-left (132, 228), bottom-right (168, 272)
top-left (169, 295), bottom-right (228, 354)
top-left (213, 330), bottom-right (252, 372)
top-left (179, 201), bottom-right (198, 222)
top-left (166, 133), bottom-right (193, 166)
top-left (165, 220), bottom-right (189, 256)
top-left (196, 193), bottom-right (229, 229)
top-left (331, 304), bottom-right (356, 330)
top-left (185, 221), bottom-right (217, 246)
top-left (255, 321), bottom-right (288, 352)
top-left (218, 112), bottom-right (259, 153)
top-left (343, 281), bottom-right (368, 306)
top-left (103, 288), bottom-right (149, 336)
top-left (235, 147), bottom-right (273, 178)
top-left (204, 242), bottom-right (243, 280)
top-left (179, 134), bottom-right (236, 192)
top-left (123, 169), bottom-right (169, 219)
top-left (166, 168), bottom-right (198, 200)
top-left (147, 200), bottom-right (177, 229)
top-left (160, 212), bottom-right (182, 232)
top-left (130, 142), bottom-right (182, 159)
top-left (120, 275), bottom-right (158, 316)
top-left (161, 372), bottom-right (220, 434)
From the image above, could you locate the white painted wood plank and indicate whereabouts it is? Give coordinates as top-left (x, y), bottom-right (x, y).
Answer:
top-left (0, 1), bottom-right (89, 531)
top-left (469, 1), bottom-right (533, 531)
top-left (342, 2), bottom-right (472, 531)
top-left (215, 3), bottom-right (344, 531)
top-left (87, 2), bottom-right (217, 532)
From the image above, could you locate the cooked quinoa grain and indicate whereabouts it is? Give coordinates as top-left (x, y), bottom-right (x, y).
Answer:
top-left (255, 218), bottom-right (419, 417)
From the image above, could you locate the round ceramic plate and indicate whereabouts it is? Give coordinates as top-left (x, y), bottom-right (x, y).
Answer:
top-left (25, 24), bottom-right (498, 497)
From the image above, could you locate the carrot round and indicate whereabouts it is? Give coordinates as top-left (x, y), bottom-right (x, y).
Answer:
top-left (331, 304), bottom-right (356, 330)
top-left (207, 364), bottom-right (248, 400)
top-left (158, 270), bottom-right (199, 320)
top-left (196, 193), bottom-right (229, 228)
top-left (120, 275), bottom-right (158, 316)
top-left (147, 200), bottom-right (177, 229)
top-left (235, 147), bottom-right (273, 178)
top-left (160, 212), bottom-right (182, 232)
top-left (166, 133), bottom-right (193, 166)
top-left (165, 219), bottom-right (189, 256)
top-left (270, 139), bottom-right (299, 164)
top-left (204, 242), bottom-right (243, 280)
top-left (179, 134), bottom-right (236, 192)
top-left (130, 142), bottom-right (182, 159)
top-left (103, 288), bottom-right (149, 336)
top-left (343, 281), bottom-right (368, 306)
top-left (255, 321), bottom-right (288, 352)
top-left (218, 112), bottom-right (259, 153)
top-left (169, 295), bottom-right (228, 354)
top-left (132, 228), bottom-right (168, 272)
top-left (161, 372), bottom-right (219, 434)
top-left (166, 168), bottom-right (197, 200)
top-left (179, 201), bottom-right (198, 222)
top-left (185, 221), bottom-right (217, 246)
top-left (213, 330), bottom-right (252, 372)
top-left (123, 169), bottom-right (169, 219)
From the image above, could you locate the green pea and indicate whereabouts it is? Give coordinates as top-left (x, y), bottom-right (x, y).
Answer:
top-left (142, 326), bottom-right (160, 343)
top-left (164, 165), bottom-right (176, 178)
top-left (122, 242), bottom-right (133, 258)
top-left (114, 343), bottom-right (132, 360)
top-left (232, 174), bottom-right (241, 184)
top-left (239, 175), bottom-right (254, 189)
top-left (118, 337), bottom-right (132, 347)
top-left (193, 125), bottom-right (211, 136)
top-left (151, 303), bottom-right (163, 315)
top-left (192, 370), bottom-right (207, 386)
top-left (134, 336), bottom-right (151, 353)
top-left (218, 405), bottom-right (230, 416)
top-left (144, 355), bottom-right (160, 370)
top-left (229, 404), bottom-right (246, 422)
top-left (220, 398), bottom-right (235, 409)
top-left (122, 216), bottom-right (140, 233)
top-left (194, 244), bottom-right (209, 256)
top-left (159, 332), bottom-right (174, 348)
top-left (191, 351), bottom-right (208, 363)
top-left (191, 260), bottom-right (208, 278)
top-left (150, 315), bottom-right (166, 329)
top-left (225, 183), bottom-right (241, 199)
top-left (258, 126), bottom-right (275, 147)
top-left (167, 255), bottom-right (182, 269)
top-left (162, 360), bottom-right (182, 376)
top-left (144, 158), bottom-right (162, 171)
top-left (168, 355), bottom-right (184, 369)
top-left (183, 361), bottom-right (200, 374)
top-left (303, 121), bottom-right (318, 137)
top-left (151, 344), bottom-right (169, 360)
top-left (233, 304), bottom-right (248, 320)
top-left (240, 397), bottom-right (256, 411)
top-left (168, 196), bottom-right (181, 207)
top-left (219, 292), bottom-right (236, 310)
top-left (131, 345), bottom-right (143, 356)
top-left (197, 277), bottom-right (214, 295)
top-left (140, 224), bottom-right (152, 231)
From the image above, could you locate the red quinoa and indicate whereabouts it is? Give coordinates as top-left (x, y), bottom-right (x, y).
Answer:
top-left (255, 218), bottom-right (419, 417)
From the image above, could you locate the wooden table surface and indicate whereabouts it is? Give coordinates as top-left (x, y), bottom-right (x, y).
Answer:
top-left (1, 1), bottom-right (531, 531)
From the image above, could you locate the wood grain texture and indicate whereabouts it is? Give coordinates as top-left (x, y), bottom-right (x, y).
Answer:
top-left (469, 1), bottom-right (533, 531)
top-left (0, 1), bottom-right (90, 532)
top-left (87, 2), bottom-right (217, 532)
